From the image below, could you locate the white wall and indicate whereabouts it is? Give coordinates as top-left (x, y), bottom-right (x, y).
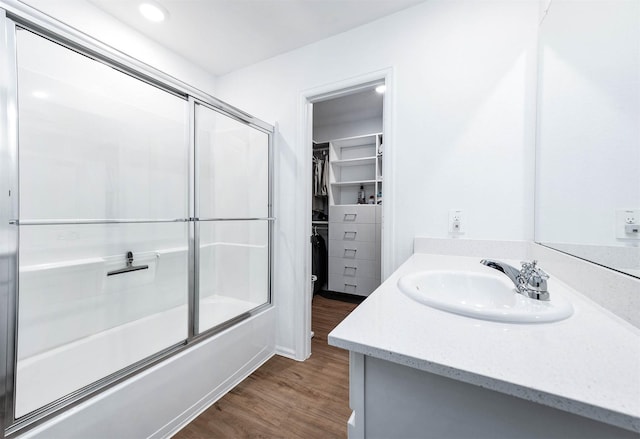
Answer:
top-left (215, 0), bottom-right (539, 356)
top-left (16, 0), bottom-right (216, 95)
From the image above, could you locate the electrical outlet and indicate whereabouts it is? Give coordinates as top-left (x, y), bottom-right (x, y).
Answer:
top-left (449, 210), bottom-right (464, 235)
top-left (615, 209), bottom-right (640, 240)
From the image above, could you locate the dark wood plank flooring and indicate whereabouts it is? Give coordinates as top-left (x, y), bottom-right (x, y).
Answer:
top-left (174, 296), bottom-right (358, 439)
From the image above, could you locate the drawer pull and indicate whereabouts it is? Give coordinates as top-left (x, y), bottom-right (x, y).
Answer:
top-left (344, 266), bottom-right (357, 276)
top-left (344, 283), bottom-right (357, 292)
top-left (344, 248), bottom-right (357, 258)
top-left (344, 213), bottom-right (357, 221)
top-left (343, 231), bottom-right (357, 240)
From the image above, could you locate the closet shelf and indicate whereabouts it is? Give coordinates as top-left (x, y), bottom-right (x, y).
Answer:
top-left (330, 180), bottom-right (377, 187)
top-left (331, 134), bottom-right (378, 149)
top-left (331, 157), bottom-right (377, 167)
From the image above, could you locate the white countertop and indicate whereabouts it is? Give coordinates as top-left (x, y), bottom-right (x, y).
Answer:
top-left (328, 253), bottom-right (640, 433)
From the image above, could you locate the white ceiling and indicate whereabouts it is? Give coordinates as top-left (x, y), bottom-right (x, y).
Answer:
top-left (88, 0), bottom-right (425, 76)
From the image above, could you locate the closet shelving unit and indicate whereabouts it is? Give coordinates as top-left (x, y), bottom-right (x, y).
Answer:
top-left (329, 133), bottom-right (383, 205)
top-left (327, 133), bottom-right (383, 297)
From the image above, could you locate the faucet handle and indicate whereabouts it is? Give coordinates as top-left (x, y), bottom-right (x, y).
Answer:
top-left (530, 260), bottom-right (549, 279)
top-left (537, 267), bottom-right (549, 280)
top-left (519, 260), bottom-right (550, 291)
top-left (527, 271), bottom-right (548, 292)
top-left (520, 260), bottom-right (533, 270)
top-left (519, 260), bottom-right (535, 278)
top-left (521, 261), bottom-right (550, 294)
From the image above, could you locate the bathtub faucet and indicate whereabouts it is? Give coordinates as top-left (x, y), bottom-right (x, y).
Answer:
top-left (480, 259), bottom-right (550, 301)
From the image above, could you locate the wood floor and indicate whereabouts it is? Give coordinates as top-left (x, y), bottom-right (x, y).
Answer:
top-left (174, 296), bottom-right (359, 439)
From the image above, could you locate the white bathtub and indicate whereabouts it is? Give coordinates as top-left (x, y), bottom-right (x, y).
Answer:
top-left (15, 239), bottom-right (266, 418)
top-left (15, 295), bottom-right (262, 417)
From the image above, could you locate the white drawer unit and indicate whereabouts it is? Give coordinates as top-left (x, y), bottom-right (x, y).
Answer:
top-left (327, 204), bottom-right (381, 296)
top-left (329, 223), bottom-right (376, 243)
top-left (329, 205), bottom-right (376, 224)
top-left (328, 275), bottom-right (380, 297)
top-left (329, 257), bottom-right (380, 280)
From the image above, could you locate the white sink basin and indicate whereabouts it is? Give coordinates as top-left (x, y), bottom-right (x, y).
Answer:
top-left (397, 270), bottom-right (573, 323)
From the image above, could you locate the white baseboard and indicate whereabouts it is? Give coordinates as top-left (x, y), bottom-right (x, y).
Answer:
top-left (275, 345), bottom-right (299, 360)
top-left (153, 346), bottom-right (275, 438)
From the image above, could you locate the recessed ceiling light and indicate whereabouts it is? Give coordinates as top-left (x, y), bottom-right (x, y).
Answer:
top-left (32, 90), bottom-right (49, 99)
top-left (375, 85), bottom-right (386, 94)
top-left (139, 2), bottom-right (168, 23)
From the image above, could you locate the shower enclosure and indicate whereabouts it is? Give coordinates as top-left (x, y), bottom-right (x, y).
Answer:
top-left (0, 4), bottom-right (273, 436)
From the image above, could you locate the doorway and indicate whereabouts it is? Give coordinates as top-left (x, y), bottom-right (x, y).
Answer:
top-left (301, 71), bottom-right (393, 360)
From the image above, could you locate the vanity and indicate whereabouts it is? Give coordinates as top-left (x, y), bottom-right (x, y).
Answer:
top-left (328, 241), bottom-right (640, 438)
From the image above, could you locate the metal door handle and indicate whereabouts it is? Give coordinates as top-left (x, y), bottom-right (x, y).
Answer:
top-left (344, 213), bottom-right (357, 221)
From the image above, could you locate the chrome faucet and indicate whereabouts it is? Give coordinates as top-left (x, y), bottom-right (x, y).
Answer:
top-left (480, 259), bottom-right (550, 301)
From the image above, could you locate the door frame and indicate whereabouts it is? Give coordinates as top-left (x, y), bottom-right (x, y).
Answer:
top-left (297, 67), bottom-right (396, 360)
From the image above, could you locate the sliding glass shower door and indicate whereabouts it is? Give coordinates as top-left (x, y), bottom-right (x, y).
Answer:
top-left (195, 103), bottom-right (270, 333)
top-left (8, 20), bottom-right (273, 427)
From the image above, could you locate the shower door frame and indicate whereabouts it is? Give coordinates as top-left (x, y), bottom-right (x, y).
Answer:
top-left (0, 1), bottom-right (274, 437)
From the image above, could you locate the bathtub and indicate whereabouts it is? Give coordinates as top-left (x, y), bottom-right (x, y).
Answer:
top-left (15, 241), bottom-right (266, 418)
top-left (15, 295), bottom-right (262, 417)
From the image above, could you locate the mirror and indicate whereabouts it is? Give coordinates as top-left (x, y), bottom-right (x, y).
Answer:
top-left (535, 0), bottom-right (640, 278)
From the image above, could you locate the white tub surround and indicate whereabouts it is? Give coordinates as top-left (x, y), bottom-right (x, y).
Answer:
top-left (329, 247), bottom-right (640, 437)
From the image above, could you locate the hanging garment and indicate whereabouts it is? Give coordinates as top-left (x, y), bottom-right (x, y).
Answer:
top-left (313, 153), bottom-right (329, 197)
top-left (320, 154), bottom-right (329, 196)
top-left (311, 232), bottom-right (327, 294)
top-left (313, 156), bottom-right (322, 196)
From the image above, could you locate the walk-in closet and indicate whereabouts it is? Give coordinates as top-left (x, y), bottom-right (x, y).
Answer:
top-left (311, 85), bottom-right (384, 299)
